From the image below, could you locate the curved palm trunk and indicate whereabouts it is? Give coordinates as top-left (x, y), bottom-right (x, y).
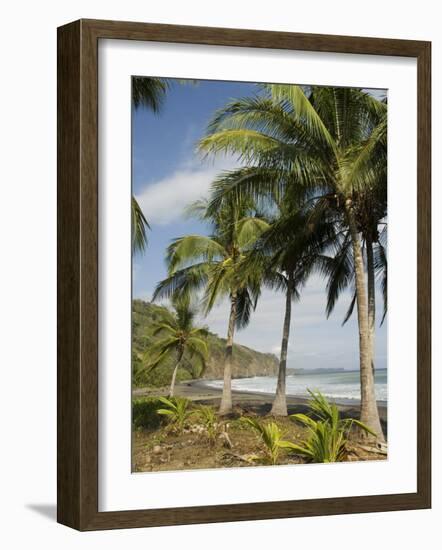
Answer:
top-left (219, 291), bottom-right (237, 415)
top-left (169, 348), bottom-right (184, 398)
top-left (366, 235), bottom-right (376, 374)
top-left (346, 201), bottom-right (384, 442)
top-left (271, 275), bottom-right (293, 416)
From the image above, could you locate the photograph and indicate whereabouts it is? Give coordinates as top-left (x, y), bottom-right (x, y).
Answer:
top-left (131, 77), bottom-right (388, 472)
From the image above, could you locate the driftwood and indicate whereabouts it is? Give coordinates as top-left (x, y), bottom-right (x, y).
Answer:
top-left (219, 430), bottom-right (233, 449)
top-left (222, 451), bottom-right (257, 464)
top-left (357, 442), bottom-right (388, 456)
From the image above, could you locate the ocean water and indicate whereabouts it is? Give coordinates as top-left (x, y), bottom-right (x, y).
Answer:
top-left (203, 369), bottom-right (387, 403)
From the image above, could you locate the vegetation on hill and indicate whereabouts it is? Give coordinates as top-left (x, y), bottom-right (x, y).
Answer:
top-left (132, 299), bottom-right (278, 388)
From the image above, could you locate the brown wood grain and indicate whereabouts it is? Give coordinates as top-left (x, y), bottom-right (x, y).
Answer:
top-left (57, 19), bottom-right (431, 531)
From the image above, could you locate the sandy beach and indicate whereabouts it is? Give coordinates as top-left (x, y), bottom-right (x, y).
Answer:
top-left (133, 379), bottom-right (388, 423)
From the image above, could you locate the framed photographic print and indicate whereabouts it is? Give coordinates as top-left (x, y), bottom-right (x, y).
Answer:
top-left (57, 19), bottom-right (431, 530)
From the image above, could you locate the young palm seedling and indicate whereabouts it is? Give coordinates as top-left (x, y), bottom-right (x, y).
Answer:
top-left (156, 396), bottom-right (193, 434)
top-left (242, 417), bottom-right (288, 465)
top-left (196, 405), bottom-right (220, 446)
top-left (281, 390), bottom-right (376, 463)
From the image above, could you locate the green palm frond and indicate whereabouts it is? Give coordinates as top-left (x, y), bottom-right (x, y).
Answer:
top-left (152, 262), bottom-right (210, 302)
top-left (235, 287), bottom-right (259, 329)
top-left (132, 196), bottom-right (150, 254)
top-left (167, 235), bottom-right (227, 272)
top-left (374, 241), bottom-right (388, 325)
top-left (142, 338), bottom-right (177, 371)
top-left (207, 96), bottom-right (299, 139)
top-left (288, 390), bottom-right (376, 462)
top-left (317, 233), bottom-right (354, 318)
top-left (199, 129), bottom-right (283, 162)
top-left (151, 322), bottom-right (177, 337)
top-left (266, 84), bottom-right (336, 152)
top-left (186, 336), bottom-right (208, 358)
top-left (236, 216), bottom-right (270, 249)
top-left (132, 77), bottom-right (169, 112)
top-left (195, 405), bottom-right (219, 444)
top-left (242, 417), bottom-right (286, 465)
top-left (156, 396), bottom-right (192, 433)
top-left (342, 288), bottom-right (357, 325)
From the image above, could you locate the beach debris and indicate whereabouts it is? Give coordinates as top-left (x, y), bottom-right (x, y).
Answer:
top-left (219, 429), bottom-right (233, 449)
top-left (185, 424), bottom-right (205, 435)
top-left (222, 452), bottom-right (259, 464)
top-left (358, 442), bottom-right (388, 456)
top-left (223, 452), bottom-right (256, 464)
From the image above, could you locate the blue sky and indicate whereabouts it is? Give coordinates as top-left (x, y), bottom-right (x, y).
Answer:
top-left (132, 79), bottom-right (387, 370)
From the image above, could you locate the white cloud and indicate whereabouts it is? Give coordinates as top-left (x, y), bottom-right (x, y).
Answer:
top-left (135, 157), bottom-right (238, 226)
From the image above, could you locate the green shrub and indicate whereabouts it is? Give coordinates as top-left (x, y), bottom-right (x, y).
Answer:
top-left (132, 398), bottom-right (167, 430)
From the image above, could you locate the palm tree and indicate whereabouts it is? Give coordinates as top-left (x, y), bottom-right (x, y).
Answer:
top-left (199, 85), bottom-right (387, 440)
top-left (153, 198), bottom-right (268, 414)
top-left (143, 296), bottom-right (208, 397)
top-left (131, 77), bottom-right (170, 253)
top-left (240, 199), bottom-right (333, 416)
top-left (336, 108), bottom-right (387, 373)
top-left (319, 219), bottom-right (387, 362)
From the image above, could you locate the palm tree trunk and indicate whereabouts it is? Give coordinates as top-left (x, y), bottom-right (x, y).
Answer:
top-left (271, 275), bottom-right (293, 416)
top-left (345, 201), bottom-right (384, 442)
top-left (169, 349), bottom-right (184, 397)
top-left (219, 291), bottom-right (237, 415)
top-left (366, 234), bottom-right (376, 374)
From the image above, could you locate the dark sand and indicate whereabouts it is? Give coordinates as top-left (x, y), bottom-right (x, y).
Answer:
top-left (133, 379), bottom-right (388, 424)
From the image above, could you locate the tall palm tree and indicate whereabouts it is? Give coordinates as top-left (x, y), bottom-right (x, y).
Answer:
top-left (239, 198), bottom-right (333, 416)
top-left (342, 108), bottom-right (387, 374)
top-left (319, 219), bottom-right (387, 360)
top-left (153, 198), bottom-right (268, 414)
top-left (143, 296), bottom-right (208, 397)
top-left (199, 85), bottom-right (387, 440)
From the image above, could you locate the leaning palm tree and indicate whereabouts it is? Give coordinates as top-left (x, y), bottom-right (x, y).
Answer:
top-left (199, 85), bottom-right (387, 440)
top-left (143, 296), bottom-right (208, 397)
top-left (153, 198), bottom-right (268, 414)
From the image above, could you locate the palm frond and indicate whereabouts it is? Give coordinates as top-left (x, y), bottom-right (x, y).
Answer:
top-left (266, 84), bottom-right (336, 153)
top-left (132, 196), bottom-right (149, 254)
top-left (236, 216), bottom-right (270, 249)
top-left (132, 77), bottom-right (169, 112)
top-left (167, 235), bottom-right (227, 272)
top-left (152, 262), bottom-right (209, 302)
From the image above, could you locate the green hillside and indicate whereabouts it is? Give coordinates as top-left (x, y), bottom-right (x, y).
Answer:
top-left (132, 299), bottom-right (278, 388)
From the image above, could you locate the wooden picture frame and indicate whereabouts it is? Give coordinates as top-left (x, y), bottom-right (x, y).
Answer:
top-left (57, 18), bottom-right (431, 531)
